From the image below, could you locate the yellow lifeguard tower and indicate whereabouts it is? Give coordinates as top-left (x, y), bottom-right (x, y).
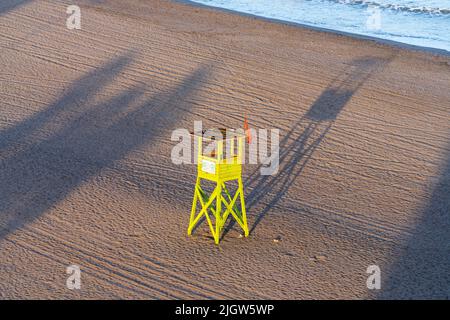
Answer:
top-left (188, 128), bottom-right (249, 244)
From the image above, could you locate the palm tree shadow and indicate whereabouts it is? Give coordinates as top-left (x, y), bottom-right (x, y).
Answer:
top-left (0, 54), bottom-right (133, 154)
top-left (222, 56), bottom-right (393, 238)
top-left (0, 53), bottom-right (212, 239)
top-left (378, 143), bottom-right (450, 299)
top-left (0, 0), bottom-right (30, 15)
top-left (0, 0), bottom-right (105, 15)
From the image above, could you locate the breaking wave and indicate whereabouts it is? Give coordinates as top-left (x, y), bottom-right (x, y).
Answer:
top-left (331, 0), bottom-right (450, 15)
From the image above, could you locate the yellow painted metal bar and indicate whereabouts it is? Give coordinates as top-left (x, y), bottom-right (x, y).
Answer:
top-left (189, 188), bottom-right (207, 231)
top-left (238, 178), bottom-right (249, 237)
top-left (203, 207), bottom-right (217, 241)
top-left (237, 136), bottom-right (244, 164)
top-left (214, 184), bottom-right (222, 244)
top-left (187, 177), bottom-right (200, 235)
top-left (197, 136), bottom-right (202, 164)
top-left (197, 185), bottom-right (218, 217)
top-left (230, 137), bottom-right (235, 158)
top-left (223, 191), bottom-right (246, 231)
top-left (221, 183), bottom-right (241, 216)
top-left (189, 185), bottom-right (218, 234)
top-left (220, 184), bottom-right (241, 229)
top-left (217, 140), bottom-right (223, 161)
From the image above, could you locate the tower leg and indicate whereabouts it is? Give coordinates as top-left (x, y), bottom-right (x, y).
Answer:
top-left (214, 184), bottom-right (222, 245)
top-left (238, 178), bottom-right (249, 237)
top-left (188, 177), bottom-right (200, 235)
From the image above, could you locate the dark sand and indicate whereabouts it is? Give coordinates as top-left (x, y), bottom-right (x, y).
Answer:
top-left (0, 0), bottom-right (449, 299)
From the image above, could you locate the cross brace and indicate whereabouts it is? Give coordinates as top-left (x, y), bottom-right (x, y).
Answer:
top-left (188, 178), bottom-right (249, 244)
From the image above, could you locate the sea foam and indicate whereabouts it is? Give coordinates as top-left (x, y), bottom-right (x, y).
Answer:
top-left (190, 0), bottom-right (450, 52)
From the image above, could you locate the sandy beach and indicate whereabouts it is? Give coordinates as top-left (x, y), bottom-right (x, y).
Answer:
top-left (0, 0), bottom-right (449, 299)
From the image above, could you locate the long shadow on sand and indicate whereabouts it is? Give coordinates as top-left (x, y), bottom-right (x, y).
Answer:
top-left (0, 53), bottom-right (211, 239)
top-left (0, 0), bottom-right (109, 15)
top-left (222, 56), bottom-right (393, 238)
top-left (0, 0), bottom-right (31, 15)
top-left (378, 143), bottom-right (450, 299)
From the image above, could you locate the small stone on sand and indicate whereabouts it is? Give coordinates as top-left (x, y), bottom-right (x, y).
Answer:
top-left (315, 255), bottom-right (327, 262)
top-left (273, 236), bottom-right (282, 243)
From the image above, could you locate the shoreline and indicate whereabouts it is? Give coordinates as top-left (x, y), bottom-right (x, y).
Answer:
top-left (178, 0), bottom-right (450, 58)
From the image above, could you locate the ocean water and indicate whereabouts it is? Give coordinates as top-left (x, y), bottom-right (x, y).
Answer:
top-left (189, 0), bottom-right (450, 52)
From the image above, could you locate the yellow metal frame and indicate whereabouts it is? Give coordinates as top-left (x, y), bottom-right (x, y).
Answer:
top-left (188, 133), bottom-right (249, 244)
